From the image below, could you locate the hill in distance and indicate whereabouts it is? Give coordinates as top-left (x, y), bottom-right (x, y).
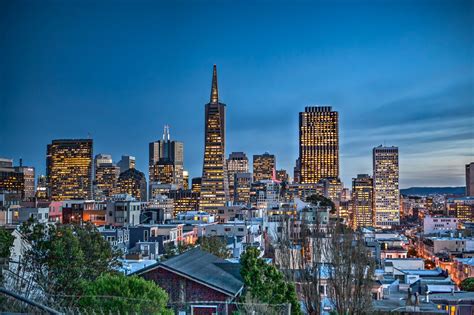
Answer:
top-left (400, 187), bottom-right (466, 196)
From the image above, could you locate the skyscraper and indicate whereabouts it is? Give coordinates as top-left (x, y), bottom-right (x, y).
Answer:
top-left (253, 153), bottom-right (275, 182)
top-left (373, 145), bottom-right (400, 228)
top-left (200, 65), bottom-right (229, 212)
top-left (149, 125), bottom-right (184, 188)
top-left (94, 154), bottom-right (120, 200)
top-left (299, 106), bottom-right (339, 183)
top-left (46, 139), bottom-right (93, 201)
top-left (466, 162), bottom-right (474, 197)
top-left (117, 155), bottom-right (136, 173)
top-left (116, 168), bottom-right (147, 202)
top-left (226, 152), bottom-right (249, 202)
top-left (351, 174), bottom-right (374, 229)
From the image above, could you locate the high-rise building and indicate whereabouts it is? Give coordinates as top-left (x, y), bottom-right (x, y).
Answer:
top-left (276, 169), bottom-right (289, 183)
top-left (200, 65), bottom-right (229, 212)
top-left (234, 172), bottom-right (252, 205)
top-left (253, 153), bottom-right (275, 182)
top-left (466, 162), bottom-right (474, 197)
top-left (117, 155), bottom-right (136, 174)
top-left (373, 145), bottom-right (400, 228)
top-left (46, 139), bottom-right (93, 201)
top-left (299, 106), bottom-right (339, 184)
top-left (183, 171), bottom-right (189, 190)
top-left (351, 174), bottom-right (374, 229)
top-left (36, 175), bottom-right (48, 199)
top-left (116, 168), bottom-right (147, 202)
top-left (0, 158), bottom-right (35, 200)
top-left (191, 177), bottom-right (202, 194)
top-left (94, 154), bottom-right (120, 200)
top-left (293, 158), bottom-right (301, 184)
top-left (149, 125), bottom-right (185, 188)
top-left (226, 152), bottom-right (249, 202)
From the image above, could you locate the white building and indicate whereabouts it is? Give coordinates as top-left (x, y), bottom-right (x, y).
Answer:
top-left (423, 216), bottom-right (458, 234)
top-left (373, 145), bottom-right (400, 228)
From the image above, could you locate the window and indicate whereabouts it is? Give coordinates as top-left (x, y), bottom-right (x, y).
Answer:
top-left (144, 230), bottom-right (149, 241)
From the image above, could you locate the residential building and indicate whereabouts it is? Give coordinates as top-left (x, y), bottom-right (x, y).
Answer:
top-left (135, 248), bottom-right (243, 314)
top-left (46, 139), bottom-right (93, 201)
top-left (106, 194), bottom-right (143, 226)
top-left (373, 145), bottom-right (400, 228)
top-left (253, 152), bottom-right (275, 182)
top-left (299, 106), bottom-right (339, 183)
top-left (200, 65), bottom-right (229, 212)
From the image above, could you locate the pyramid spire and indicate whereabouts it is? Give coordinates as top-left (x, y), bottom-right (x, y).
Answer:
top-left (210, 64), bottom-right (219, 103)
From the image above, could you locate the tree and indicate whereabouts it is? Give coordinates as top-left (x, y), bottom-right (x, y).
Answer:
top-left (199, 236), bottom-right (230, 259)
top-left (0, 227), bottom-right (15, 284)
top-left (78, 273), bottom-right (172, 314)
top-left (12, 220), bottom-right (120, 306)
top-left (460, 278), bottom-right (474, 291)
top-left (240, 247), bottom-right (301, 315)
top-left (306, 194), bottom-right (336, 213)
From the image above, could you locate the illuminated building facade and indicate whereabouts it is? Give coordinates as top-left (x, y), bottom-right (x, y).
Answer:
top-left (168, 189), bottom-right (200, 215)
top-left (226, 152), bottom-right (249, 202)
top-left (200, 65), bottom-right (229, 212)
top-left (46, 139), bottom-right (93, 201)
top-left (183, 171), bottom-right (189, 190)
top-left (320, 177), bottom-right (342, 202)
top-left (234, 172), bottom-right (252, 205)
top-left (149, 125), bottom-right (185, 188)
top-left (36, 175), bottom-right (48, 199)
top-left (351, 174), bottom-right (374, 229)
top-left (116, 168), bottom-right (147, 202)
top-left (94, 154), bottom-right (120, 200)
top-left (373, 145), bottom-right (400, 228)
top-left (253, 152), bottom-right (275, 182)
top-left (293, 158), bottom-right (301, 184)
top-left (117, 155), bottom-right (136, 173)
top-left (299, 106), bottom-right (339, 183)
top-left (276, 169), bottom-right (289, 182)
top-left (191, 177), bottom-right (202, 194)
top-left (467, 162), bottom-right (474, 197)
top-left (0, 158), bottom-right (35, 200)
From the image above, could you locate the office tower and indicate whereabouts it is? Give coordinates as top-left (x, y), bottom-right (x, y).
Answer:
top-left (46, 139), bottom-right (93, 201)
top-left (192, 177), bottom-right (202, 194)
top-left (117, 155), bottom-right (136, 174)
top-left (293, 158), bottom-right (301, 184)
top-left (467, 162), bottom-right (474, 197)
top-left (351, 174), bottom-right (374, 229)
top-left (276, 169), bottom-right (289, 182)
top-left (116, 168), bottom-right (147, 202)
top-left (0, 158), bottom-right (35, 200)
top-left (149, 125), bottom-right (185, 188)
top-left (373, 145), bottom-right (400, 228)
top-left (94, 154), bottom-right (120, 200)
top-left (16, 159), bottom-right (35, 200)
top-left (0, 159), bottom-right (24, 196)
top-left (253, 153), bottom-right (275, 182)
top-left (320, 177), bottom-right (342, 202)
top-left (168, 189), bottom-right (200, 215)
top-left (36, 175), bottom-right (48, 199)
top-left (299, 106), bottom-right (339, 184)
top-left (183, 171), bottom-right (189, 190)
top-left (234, 172), bottom-right (252, 205)
top-left (226, 152), bottom-right (249, 202)
top-left (200, 65), bottom-right (229, 212)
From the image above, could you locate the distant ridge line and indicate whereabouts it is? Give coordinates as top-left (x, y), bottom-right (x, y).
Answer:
top-left (400, 186), bottom-right (465, 196)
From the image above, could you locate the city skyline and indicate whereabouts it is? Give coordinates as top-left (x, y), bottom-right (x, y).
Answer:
top-left (1, 1), bottom-right (473, 188)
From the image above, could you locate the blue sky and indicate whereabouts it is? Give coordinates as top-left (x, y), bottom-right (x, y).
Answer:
top-left (1, 0), bottom-right (473, 188)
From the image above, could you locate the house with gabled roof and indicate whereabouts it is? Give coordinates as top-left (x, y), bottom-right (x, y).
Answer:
top-left (133, 247), bottom-right (244, 315)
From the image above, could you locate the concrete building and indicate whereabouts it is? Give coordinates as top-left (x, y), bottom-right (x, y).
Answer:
top-left (352, 174), bottom-right (374, 229)
top-left (299, 106), bottom-right (339, 184)
top-left (233, 172), bottom-right (252, 206)
top-left (46, 139), bottom-right (93, 201)
top-left (253, 152), bottom-right (275, 182)
top-left (94, 154), bottom-right (120, 200)
top-left (116, 168), bottom-right (147, 202)
top-left (117, 155), bottom-right (136, 174)
top-left (226, 152), bottom-right (249, 202)
top-left (423, 216), bottom-right (458, 234)
top-left (467, 162), bottom-right (474, 197)
top-left (373, 145), bottom-right (400, 228)
top-left (106, 194), bottom-right (143, 226)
